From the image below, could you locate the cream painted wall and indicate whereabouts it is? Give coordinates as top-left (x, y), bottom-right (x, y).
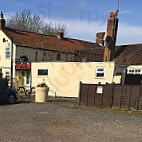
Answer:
top-left (113, 76), bottom-right (121, 84)
top-left (127, 65), bottom-right (142, 70)
top-left (31, 62), bottom-right (117, 97)
top-left (0, 30), bottom-right (16, 80)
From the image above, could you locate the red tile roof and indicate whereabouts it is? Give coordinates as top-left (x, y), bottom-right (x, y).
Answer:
top-left (3, 27), bottom-right (104, 54)
top-left (4, 27), bottom-right (142, 65)
top-left (115, 44), bottom-right (142, 65)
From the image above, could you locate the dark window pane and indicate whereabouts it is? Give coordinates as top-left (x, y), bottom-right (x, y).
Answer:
top-left (97, 68), bottom-right (104, 71)
top-left (97, 73), bottom-right (104, 77)
top-left (38, 70), bottom-right (48, 76)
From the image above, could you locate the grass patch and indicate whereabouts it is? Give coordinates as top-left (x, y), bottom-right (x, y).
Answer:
top-left (46, 100), bottom-right (142, 116)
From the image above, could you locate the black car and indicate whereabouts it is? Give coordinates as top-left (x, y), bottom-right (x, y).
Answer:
top-left (0, 86), bottom-right (18, 104)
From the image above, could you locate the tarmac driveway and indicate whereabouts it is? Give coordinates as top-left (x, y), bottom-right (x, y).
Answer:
top-left (0, 102), bottom-right (142, 142)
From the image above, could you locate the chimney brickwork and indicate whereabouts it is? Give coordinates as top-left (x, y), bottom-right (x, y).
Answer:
top-left (54, 32), bottom-right (64, 40)
top-left (96, 32), bottom-right (105, 46)
top-left (0, 11), bottom-right (6, 30)
top-left (103, 11), bottom-right (118, 62)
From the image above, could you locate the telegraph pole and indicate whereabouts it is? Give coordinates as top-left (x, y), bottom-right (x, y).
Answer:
top-left (10, 37), bottom-right (13, 88)
top-left (117, 0), bottom-right (119, 13)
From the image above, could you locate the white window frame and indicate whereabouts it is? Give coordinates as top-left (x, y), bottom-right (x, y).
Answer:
top-left (95, 67), bottom-right (105, 78)
top-left (37, 69), bottom-right (48, 77)
top-left (5, 48), bottom-right (10, 59)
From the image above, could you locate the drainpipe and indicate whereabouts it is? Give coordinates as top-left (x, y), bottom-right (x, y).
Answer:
top-left (10, 37), bottom-right (13, 88)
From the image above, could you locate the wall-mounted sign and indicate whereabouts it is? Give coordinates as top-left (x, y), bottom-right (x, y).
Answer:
top-left (96, 86), bottom-right (103, 94)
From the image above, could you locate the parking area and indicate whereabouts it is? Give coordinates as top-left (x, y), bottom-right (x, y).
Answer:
top-left (0, 100), bottom-right (142, 142)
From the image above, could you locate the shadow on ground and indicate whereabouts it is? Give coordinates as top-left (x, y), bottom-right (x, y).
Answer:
top-left (17, 95), bottom-right (79, 107)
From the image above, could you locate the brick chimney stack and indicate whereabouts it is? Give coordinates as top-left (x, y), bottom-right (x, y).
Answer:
top-left (0, 11), bottom-right (6, 30)
top-left (96, 32), bottom-right (105, 46)
top-left (103, 11), bottom-right (118, 62)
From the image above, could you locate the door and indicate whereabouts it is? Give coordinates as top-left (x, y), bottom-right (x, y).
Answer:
top-left (24, 71), bottom-right (31, 90)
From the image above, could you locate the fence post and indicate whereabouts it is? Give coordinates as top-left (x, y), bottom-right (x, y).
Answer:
top-left (120, 85), bottom-right (124, 109)
top-left (86, 85), bottom-right (90, 106)
top-left (137, 86), bottom-right (142, 111)
top-left (101, 85), bottom-right (104, 108)
top-left (111, 83), bottom-right (115, 108)
top-left (78, 81), bottom-right (82, 105)
top-left (94, 85), bottom-right (97, 106)
top-left (128, 85), bottom-right (133, 111)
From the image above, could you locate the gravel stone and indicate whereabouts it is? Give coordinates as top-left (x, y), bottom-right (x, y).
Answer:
top-left (0, 102), bottom-right (142, 142)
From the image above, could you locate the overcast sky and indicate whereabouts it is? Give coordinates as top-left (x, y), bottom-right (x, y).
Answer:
top-left (1, 0), bottom-right (142, 45)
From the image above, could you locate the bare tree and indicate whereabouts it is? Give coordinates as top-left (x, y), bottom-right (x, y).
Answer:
top-left (6, 10), bottom-right (67, 35)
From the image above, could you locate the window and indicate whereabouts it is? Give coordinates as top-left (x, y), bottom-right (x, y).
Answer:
top-left (96, 67), bottom-right (105, 78)
top-left (5, 48), bottom-right (10, 59)
top-left (128, 70), bottom-right (134, 74)
top-left (5, 71), bottom-right (10, 78)
top-left (135, 70), bottom-right (141, 74)
top-left (38, 69), bottom-right (48, 76)
top-left (128, 69), bottom-right (142, 75)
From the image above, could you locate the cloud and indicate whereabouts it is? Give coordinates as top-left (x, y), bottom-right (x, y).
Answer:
top-left (66, 20), bottom-right (107, 42)
top-left (117, 23), bottom-right (142, 45)
top-left (66, 20), bottom-right (142, 45)
top-left (5, 13), bottom-right (142, 46)
top-left (120, 10), bottom-right (133, 15)
top-left (45, 18), bottom-right (142, 45)
top-left (44, 18), bottom-right (106, 41)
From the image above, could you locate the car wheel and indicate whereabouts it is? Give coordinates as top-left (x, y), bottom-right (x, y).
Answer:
top-left (8, 94), bottom-right (16, 104)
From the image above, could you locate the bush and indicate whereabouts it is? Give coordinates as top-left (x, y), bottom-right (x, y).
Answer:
top-left (37, 82), bottom-right (47, 87)
top-left (0, 72), bottom-right (8, 87)
top-left (0, 78), bottom-right (8, 87)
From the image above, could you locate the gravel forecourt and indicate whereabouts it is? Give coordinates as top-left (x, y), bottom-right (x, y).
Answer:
top-left (0, 101), bottom-right (142, 142)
